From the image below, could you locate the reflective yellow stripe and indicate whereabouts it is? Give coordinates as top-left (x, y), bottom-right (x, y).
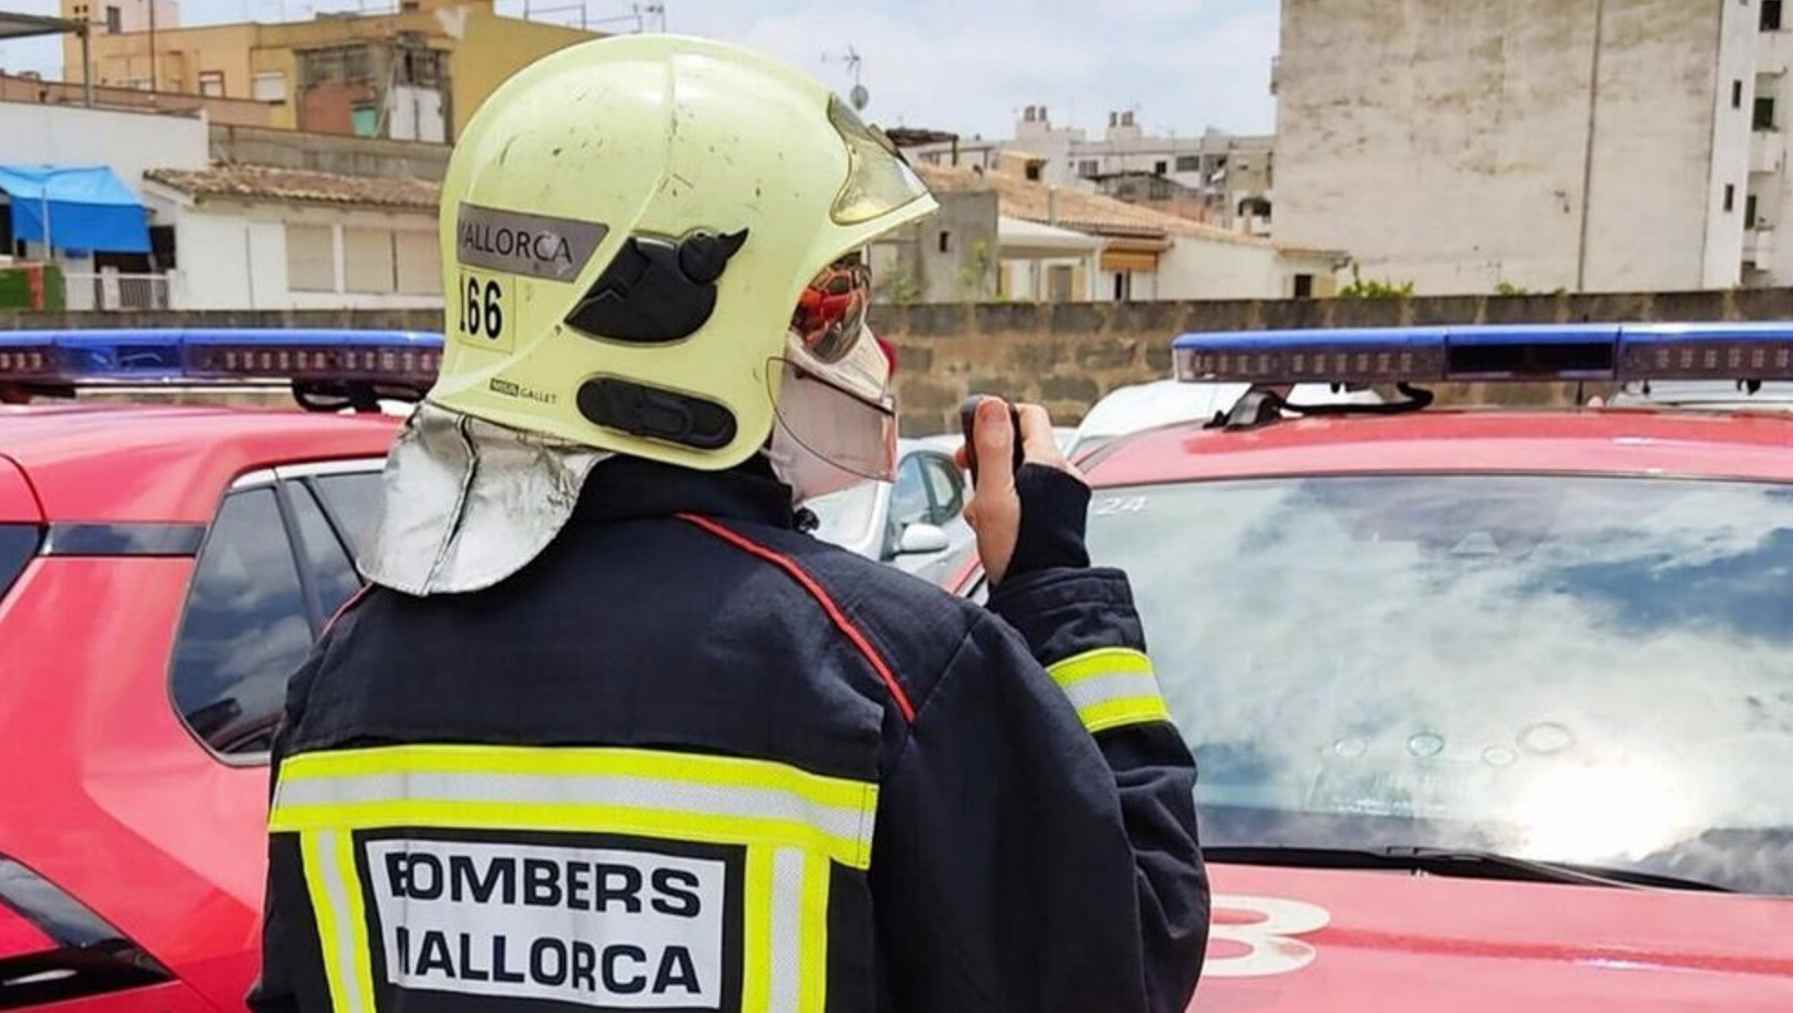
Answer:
top-left (742, 846), bottom-right (774, 1012)
top-left (1046, 647), bottom-right (1171, 734)
top-left (269, 744), bottom-right (880, 869)
top-left (332, 831), bottom-right (377, 1012)
top-left (1079, 695), bottom-right (1173, 734)
top-left (798, 851), bottom-right (830, 1013)
top-left (271, 799), bottom-right (869, 869)
top-left (300, 831), bottom-right (352, 1013)
top-left (279, 744), bottom-right (872, 811)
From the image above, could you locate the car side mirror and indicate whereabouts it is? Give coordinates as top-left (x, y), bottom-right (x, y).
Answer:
top-left (893, 522), bottom-right (951, 556)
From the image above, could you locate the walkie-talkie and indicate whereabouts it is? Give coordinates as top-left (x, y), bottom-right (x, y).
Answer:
top-left (960, 395), bottom-right (1025, 485)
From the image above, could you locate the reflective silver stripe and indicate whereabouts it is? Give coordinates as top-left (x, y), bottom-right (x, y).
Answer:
top-left (1061, 671), bottom-right (1163, 713)
top-left (275, 771), bottom-right (869, 847)
top-left (313, 831), bottom-right (365, 1012)
top-left (769, 848), bottom-right (804, 1013)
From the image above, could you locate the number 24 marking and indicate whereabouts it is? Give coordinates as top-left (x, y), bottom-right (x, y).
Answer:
top-left (459, 275), bottom-right (504, 340)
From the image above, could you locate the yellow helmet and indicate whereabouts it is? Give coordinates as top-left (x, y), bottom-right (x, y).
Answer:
top-left (428, 35), bottom-right (937, 473)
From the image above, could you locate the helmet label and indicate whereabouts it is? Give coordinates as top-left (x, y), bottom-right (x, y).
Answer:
top-left (457, 203), bottom-right (608, 282)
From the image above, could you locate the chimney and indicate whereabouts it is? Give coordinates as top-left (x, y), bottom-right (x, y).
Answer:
top-left (1108, 111), bottom-right (1118, 127)
top-left (1122, 110), bottom-right (1135, 127)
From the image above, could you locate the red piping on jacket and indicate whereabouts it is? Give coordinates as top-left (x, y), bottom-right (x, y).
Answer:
top-left (321, 582), bottom-right (373, 638)
top-left (677, 512), bottom-right (917, 723)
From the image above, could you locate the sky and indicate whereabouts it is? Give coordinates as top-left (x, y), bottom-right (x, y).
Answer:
top-left (0, 0), bottom-right (1280, 139)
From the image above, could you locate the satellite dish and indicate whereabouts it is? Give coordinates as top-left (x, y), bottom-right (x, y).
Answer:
top-left (850, 83), bottom-right (869, 112)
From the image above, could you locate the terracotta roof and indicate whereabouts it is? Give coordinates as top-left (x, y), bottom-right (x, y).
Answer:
top-left (145, 163), bottom-right (440, 211)
top-left (913, 161), bottom-right (1271, 247)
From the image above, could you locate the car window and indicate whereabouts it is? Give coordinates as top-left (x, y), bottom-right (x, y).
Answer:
top-left (921, 453), bottom-right (964, 525)
top-left (1083, 474), bottom-right (1793, 895)
top-left (312, 471), bottom-right (384, 558)
top-left (0, 525), bottom-right (39, 602)
top-left (288, 482), bottom-right (362, 620)
top-left (890, 455), bottom-right (930, 528)
top-left (169, 487), bottom-right (313, 757)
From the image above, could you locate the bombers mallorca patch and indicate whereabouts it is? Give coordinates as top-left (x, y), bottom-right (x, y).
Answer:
top-left (364, 835), bottom-right (741, 1009)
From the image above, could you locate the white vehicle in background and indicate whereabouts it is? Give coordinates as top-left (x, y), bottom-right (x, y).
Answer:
top-left (1067, 378), bottom-right (1390, 462)
top-left (1607, 379), bottom-right (1793, 413)
top-left (805, 438), bottom-right (975, 585)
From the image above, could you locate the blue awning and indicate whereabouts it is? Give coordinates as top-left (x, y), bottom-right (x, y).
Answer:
top-left (0, 165), bottom-right (150, 254)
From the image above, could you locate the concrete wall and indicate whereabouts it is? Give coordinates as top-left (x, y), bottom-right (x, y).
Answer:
top-left (1700, 0), bottom-right (1757, 288)
top-left (1275, 0), bottom-right (1736, 295)
top-left (5, 288), bottom-right (1784, 433)
top-left (1749, 1), bottom-right (1792, 286)
top-left (0, 101), bottom-right (208, 198)
top-left (209, 123), bottom-right (452, 179)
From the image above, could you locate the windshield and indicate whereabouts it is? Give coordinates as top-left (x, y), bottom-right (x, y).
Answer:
top-left (804, 480), bottom-right (883, 548)
top-left (1087, 474), bottom-right (1793, 894)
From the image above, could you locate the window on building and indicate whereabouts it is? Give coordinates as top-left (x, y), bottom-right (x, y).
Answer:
top-left (1725, 183), bottom-right (1736, 212)
top-left (104, 5), bottom-right (120, 33)
top-left (1077, 159), bottom-right (1099, 177)
top-left (351, 102), bottom-right (380, 138)
top-left (1024, 162), bottom-right (1042, 181)
top-left (1153, 160), bottom-right (1168, 176)
top-left (1175, 154), bottom-right (1201, 172)
top-left (197, 70), bottom-right (225, 97)
top-left (1733, 80), bottom-right (1744, 109)
top-left (345, 228), bottom-right (397, 293)
top-left (149, 224), bottom-right (176, 270)
top-left (1047, 265), bottom-right (1075, 302)
top-left (1761, 0), bottom-right (1782, 31)
top-left (395, 230), bottom-right (440, 295)
top-left (1113, 271), bottom-right (1131, 302)
top-left (252, 71), bottom-right (287, 102)
top-left (1753, 96), bottom-right (1776, 130)
top-left (937, 231), bottom-right (950, 253)
top-left (1746, 193), bottom-right (1760, 229)
top-left (285, 224), bottom-right (335, 292)
top-left (1294, 273), bottom-right (1315, 298)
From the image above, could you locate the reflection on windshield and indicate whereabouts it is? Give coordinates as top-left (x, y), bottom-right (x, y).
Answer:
top-left (1088, 475), bottom-right (1793, 894)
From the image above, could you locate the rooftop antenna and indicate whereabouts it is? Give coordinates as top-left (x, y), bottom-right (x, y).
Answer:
top-left (822, 44), bottom-right (867, 111)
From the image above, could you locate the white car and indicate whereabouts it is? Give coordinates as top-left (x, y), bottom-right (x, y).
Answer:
top-left (804, 438), bottom-right (975, 584)
top-left (1067, 378), bottom-right (1389, 462)
top-left (1607, 379), bottom-right (1793, 413)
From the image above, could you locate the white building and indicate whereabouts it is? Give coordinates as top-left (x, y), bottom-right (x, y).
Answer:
top-left (914, 161), bottom-right (1339, 302)
top-left (1273, 0), bottom-right (1794, 294)
top-left (901, 107), bottom-right (1275, 231)
top-left (143, 163), bottom-right (442, 310)
top-left (0, 100), bottom-right (207, 309)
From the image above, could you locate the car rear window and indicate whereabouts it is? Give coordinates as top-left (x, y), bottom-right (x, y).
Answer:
top-left (0, 524), bottom-right (39, 602)
top-left (1087, 474), bottom-right (1793, 894)
top-left (169, 487), bottom-right (313, 756)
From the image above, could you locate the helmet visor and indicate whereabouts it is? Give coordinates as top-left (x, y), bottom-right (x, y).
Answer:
top-left (790, 253), bottom-right (873, 366)
top-left (767, 326), bottom-right (897, 482)
top-left (828, 94), bottom-right (932, 225)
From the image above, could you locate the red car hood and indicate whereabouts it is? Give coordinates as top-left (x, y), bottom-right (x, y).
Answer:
top-left (1196, 863), bottom-right (1791, 1011)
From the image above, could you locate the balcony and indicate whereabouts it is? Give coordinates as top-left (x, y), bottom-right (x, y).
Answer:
top-left (63, 272), bottom-right (171, 311)
top-left (1749, 129), bottom-right (1785, 174)
top-left (1742, 227), bottom-right (1777, 271)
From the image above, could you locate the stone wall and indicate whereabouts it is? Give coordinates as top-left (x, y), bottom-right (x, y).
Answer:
top-left (2, 287), bottom-right (1788, 435)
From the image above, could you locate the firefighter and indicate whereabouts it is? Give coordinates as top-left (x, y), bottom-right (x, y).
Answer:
top-left (251, 34), bottom-right (1207, 1013)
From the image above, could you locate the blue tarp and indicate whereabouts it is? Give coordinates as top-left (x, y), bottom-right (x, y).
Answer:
top-left (0, 165), bottom-right (150, 254)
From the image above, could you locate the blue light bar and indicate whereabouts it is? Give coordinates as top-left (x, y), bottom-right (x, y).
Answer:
top-left (1174, 322), bottom-right (1793, 385)
top-left (0, 328), bottom-right (443, 391)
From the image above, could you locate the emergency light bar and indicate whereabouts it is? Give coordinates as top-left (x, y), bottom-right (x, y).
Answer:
top-left (0, 328), bottom-right (443, 400)
top-left (1174, 322), bottom-right (1793, 385)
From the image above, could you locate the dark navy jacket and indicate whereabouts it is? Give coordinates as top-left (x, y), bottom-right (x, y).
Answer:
top-left (252, 455), bottom-right (1207, 1013)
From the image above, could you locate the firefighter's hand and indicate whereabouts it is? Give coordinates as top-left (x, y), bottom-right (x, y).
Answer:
top-left (956, 399), bottom-right (1084, 586)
